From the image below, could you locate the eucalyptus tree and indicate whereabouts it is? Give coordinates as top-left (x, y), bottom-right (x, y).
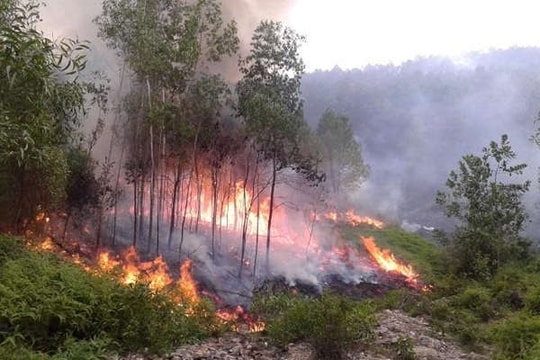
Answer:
top-left (237, 21), bottom-right (323, 274)
top-left (96, 0), bottom-right (239, 254)
top-left (317, 109), bottom-right (369, 196)
top-left (0, 0), bottom-right (90, 231)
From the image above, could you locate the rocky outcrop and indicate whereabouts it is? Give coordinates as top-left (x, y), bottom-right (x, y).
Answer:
top-left (113, 310), bottom-right (488, 360)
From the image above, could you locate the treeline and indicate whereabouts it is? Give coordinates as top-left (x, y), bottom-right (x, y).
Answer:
top-left (0, 0), bottom-right (368, 275)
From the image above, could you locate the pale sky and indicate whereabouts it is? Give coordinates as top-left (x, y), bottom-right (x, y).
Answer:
top-left (286, 0), bottom-right (540, 71)
top-left (39, 1), bottom-right (540, 72)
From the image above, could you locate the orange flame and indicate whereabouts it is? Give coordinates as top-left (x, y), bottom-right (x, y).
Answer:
top-left (121, 246), bottom-right (140, 285)
top-left (216, 306), bottom-right (266, 333)
top-left (97, 251), bottom-right (120, 271)
top-left (39, 236), bottom-right (55, 251)
top-left (345, 210), bottom-right (384, 229)
top-left (146, 256), bottom-right (173, 291)
top-left (317, 209), bottom-right (384, 229)
top-left (361, 236), bottom-right (418, 284)
top-left (177, 259), bottom-right (200, 304)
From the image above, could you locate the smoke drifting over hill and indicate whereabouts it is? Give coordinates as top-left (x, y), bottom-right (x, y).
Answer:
top-left (302, 48), bottom-right (540, 238)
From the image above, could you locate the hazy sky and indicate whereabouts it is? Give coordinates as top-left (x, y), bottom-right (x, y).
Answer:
top-left (39, 0), bottom-right (540, 72)
top-left (287, 0), bottom-right (540, 71)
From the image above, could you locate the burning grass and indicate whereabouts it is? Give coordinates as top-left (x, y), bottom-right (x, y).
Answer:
top-left (343, 225), bottom-right (444, 282)
top-left (29, 236), bottom-right (267, 334)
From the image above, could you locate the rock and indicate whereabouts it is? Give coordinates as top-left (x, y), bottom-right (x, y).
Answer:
top-left (112, 310), bottom-right (489, 360)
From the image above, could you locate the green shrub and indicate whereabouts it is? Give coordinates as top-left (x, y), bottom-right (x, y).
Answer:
top-left (525, 286), bottom-right (540, 315)
top-left (450, 286), bottom-right (494, 322)
top-left (489, 314), bottom-right (540, 359)
top-left (255, 292), bottom-right (376, 360)
top-left (490, 265), bottom-right (530, 310)
top-left (0, 235), bottom-right (24, 265)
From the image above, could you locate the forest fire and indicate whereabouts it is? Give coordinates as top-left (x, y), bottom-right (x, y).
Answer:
top-left (30, 187), bottom-right (424, 333)
top-left (361, 236), bottom-right (419, 286)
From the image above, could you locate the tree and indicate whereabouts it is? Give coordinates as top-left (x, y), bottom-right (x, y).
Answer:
top-left (317, 109), bottom-right (369, 196)
top-left (436, 134), bottom-right (530, 279)
top-left (237, 21), bottom-right (323, 274)
top-left (97, 0), bottom-right (239, 254)
top-left (0, 0), bottom-right (89, 231)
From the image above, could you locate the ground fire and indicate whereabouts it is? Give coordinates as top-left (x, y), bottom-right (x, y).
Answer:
top-left (29, 198), bottom-right (426, 334)
top-left (361, 236), bottom-right (419, 286)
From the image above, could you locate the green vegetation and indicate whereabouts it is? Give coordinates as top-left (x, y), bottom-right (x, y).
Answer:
top-left (0, 0), bottom-right (91, 231)
top-left (252, 292), bottom-right (376, 360)
top-left (0, 235), bottom-right (217, 359)
top-left (436, 134), bottom-right (530, 279)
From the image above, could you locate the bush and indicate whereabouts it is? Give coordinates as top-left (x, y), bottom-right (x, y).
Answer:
top-left (450, 286), bottom-right (494, 322)
top-left (255, 292), bottom-right (376, 359)
top-left (0, 234), bottom-right (24, 265)
top-left (489, 314), bottom-right (540, 359)
top-left (0, 238), bottom-right (213, 357)
top-left (525, 286), bottom-right (540, 315)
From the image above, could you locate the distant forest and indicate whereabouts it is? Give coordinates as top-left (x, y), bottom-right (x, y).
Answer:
top-left (302, 47), bottom-right (540, 234)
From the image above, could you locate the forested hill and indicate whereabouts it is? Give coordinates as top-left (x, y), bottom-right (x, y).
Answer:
top-left (302, 47), bottom-right (540, 230)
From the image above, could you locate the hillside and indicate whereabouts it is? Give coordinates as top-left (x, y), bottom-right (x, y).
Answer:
top-left (302, 47), bottom-right (540, 234)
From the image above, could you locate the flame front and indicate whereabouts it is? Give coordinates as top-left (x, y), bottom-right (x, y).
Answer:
top-left (345, 210), bottom-right (384, 229)
top-left (361, 236), bottom-right (418, 284)
top-left (177, 259), bottom-right (199, 304)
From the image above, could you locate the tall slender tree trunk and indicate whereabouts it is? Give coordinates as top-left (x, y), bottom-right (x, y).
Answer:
top-left (110, 62), bottom-right (126, 247)
top-left (211, 162), bottom-right (219, 261)
top-left (138, 173), bottom-right (145, 249)
top-left (62, 210), bottom-right (71, 242)
top-left (179, 169), bottom-right (193, 257)
top-left (96, 205), bottom-right (104, 252)
top-left (112, 141), bottom-right (125, 247)
top-left (265, 153), bottom-right (278, 275)
top-left (132, 179), bottom-right (138, 247)
top-left (239, 158), bottom-right (251, 278)
top-left (147, 78), bottom-right (155, 253)
top-left (253, 194), bottom-right (260, 278)
top-left (168, 160), bottom-right (181, 249)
